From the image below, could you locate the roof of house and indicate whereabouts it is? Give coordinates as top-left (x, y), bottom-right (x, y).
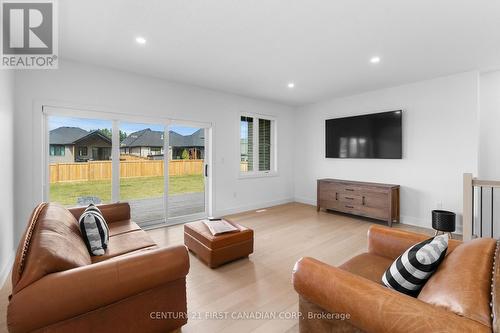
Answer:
top-left (50, 127), bottom-right (112, 145)
top-left (50, 126), bottom-right (203, 147)
top-left (73, 131), bottom-right (112, 145)
top-left (121, 128), bottom-right (204, 148)
top-left (121, 128), bottom-right (164, 147)
top-left (49, 127), bottom-right (89, 144)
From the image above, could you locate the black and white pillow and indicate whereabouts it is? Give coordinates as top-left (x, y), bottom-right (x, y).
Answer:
top-left (79, 204), bottom-right (109, 256)
top-left (382, 234), bottom-right (448, 296)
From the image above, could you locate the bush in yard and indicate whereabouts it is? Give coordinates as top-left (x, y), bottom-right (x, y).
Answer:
top-left (181, 149), bottom-right (189, 159)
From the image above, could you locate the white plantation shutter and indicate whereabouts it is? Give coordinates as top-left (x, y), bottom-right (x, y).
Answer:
top-left (258, 119), bottom-right (271, 171)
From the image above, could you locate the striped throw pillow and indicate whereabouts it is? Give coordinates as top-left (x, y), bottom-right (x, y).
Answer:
top-left (78, 204), bottom-right (109, 256)
top-left (382, 234), bottom-right (448, 296)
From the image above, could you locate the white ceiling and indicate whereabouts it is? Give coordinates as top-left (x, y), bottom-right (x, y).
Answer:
top-left (60, 0), bottom-right (500, 106)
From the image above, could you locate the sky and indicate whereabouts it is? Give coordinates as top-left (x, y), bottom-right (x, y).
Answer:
top-left (48, 116), bottom-right (199, 135)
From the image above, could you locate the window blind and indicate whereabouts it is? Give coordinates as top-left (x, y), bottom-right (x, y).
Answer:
top-left (258, 119), bottom-right (271, 171)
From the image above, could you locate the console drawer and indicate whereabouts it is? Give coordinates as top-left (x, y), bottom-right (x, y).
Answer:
top-left (319, 181), bottom-right (362, 194)
top-left (335, 184), bottom-right (363, 194)
top-left (338, 193), bottom-right (363, 205)
top-left (337, 203), bottom-right (362, 215)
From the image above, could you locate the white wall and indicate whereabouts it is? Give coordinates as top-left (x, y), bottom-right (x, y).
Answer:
top-left (14, 60), bottom-right (295, 242)
top-left (0, 71), bottom-right (15, 285)
top-left (12, 61), bottom-right (487, 244)
top-left (294, 72), bottom-right (480, 231)
top-left (479, 71), bottom-right (500, 179)
top-left (478, 70), bottom-right (500, 237)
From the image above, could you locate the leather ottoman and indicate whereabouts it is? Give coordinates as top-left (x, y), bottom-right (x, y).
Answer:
top-left (184, 220), bottom-right (254, 268)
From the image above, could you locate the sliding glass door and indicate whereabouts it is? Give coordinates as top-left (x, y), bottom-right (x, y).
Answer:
top-left (119, 121), bottom-right (167, 225)
top-left (168, 125), bottom-right (206, 219)
top-left (43, 107), bottom-right (211, 227)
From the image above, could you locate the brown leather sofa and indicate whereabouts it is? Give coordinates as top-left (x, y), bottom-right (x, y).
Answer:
top-left (7, 202), bottom-right (189, 333)
top-left (293, 225), bottom-right (500, 333)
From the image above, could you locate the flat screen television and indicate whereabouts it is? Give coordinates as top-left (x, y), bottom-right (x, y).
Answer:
top-left (325, 110), bottom-right (402, 159)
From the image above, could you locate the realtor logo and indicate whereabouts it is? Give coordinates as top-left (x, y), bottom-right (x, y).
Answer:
top-left (1, 0), bottom-right (58, 69)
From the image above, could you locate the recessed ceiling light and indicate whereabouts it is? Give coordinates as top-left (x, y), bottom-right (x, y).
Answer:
top-left (370, 56), bottom-right (381, 64)
top-left (135, 37), bottom-right (147, 45)
top-left (287, 82), bottom-right (295, 88)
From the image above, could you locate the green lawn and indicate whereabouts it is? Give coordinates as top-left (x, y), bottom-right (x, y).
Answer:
top-left (50, 175), bottom-right (204, 206)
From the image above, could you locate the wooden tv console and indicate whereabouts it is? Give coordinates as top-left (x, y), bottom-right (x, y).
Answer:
top-left (317, 179), bottom-right (400, 226)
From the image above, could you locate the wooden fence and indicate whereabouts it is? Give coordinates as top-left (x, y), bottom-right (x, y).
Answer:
top-left (50, 160), bottom-right (204, 183)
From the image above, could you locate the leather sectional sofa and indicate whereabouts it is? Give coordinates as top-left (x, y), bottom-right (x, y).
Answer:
top-left (7, 202), bottom-right (189, 333)
top-left (293, 225), bottom-right (500, 333)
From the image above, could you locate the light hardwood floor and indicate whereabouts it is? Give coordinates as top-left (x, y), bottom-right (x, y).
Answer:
top-left (0, 202), bottom-right (439, 333)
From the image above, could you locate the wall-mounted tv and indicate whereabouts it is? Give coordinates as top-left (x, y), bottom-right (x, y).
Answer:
top-left (325, 110), bottom-right (402, 159)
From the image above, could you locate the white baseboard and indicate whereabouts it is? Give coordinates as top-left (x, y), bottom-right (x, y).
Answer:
top-left (215, 198), bottom-right (294, 217)
top-left (0, 250), bottom-right (15, 288)
top-left (292, 196), bottom-right (463, 235)
top-left (398, 215), bottom-right (427, 228)
top-left (399, 215), bottom-right (462, 235)
top-left (294, 196), bottom-right (316, 206)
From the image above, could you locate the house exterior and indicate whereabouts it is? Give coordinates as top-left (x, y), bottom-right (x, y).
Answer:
top-left (170, 129), bottom-right (205, 159)
top-left (120, 128), bottom-right (204, 160)
top-left (73, 131), bottom-right (112, 162)
top-left (120, 128), bottom-right (165, 158)
top-left (49, 127), bottom-right (112, 163)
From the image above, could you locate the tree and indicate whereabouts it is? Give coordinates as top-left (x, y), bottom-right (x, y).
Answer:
top-left (94, 128), bottom-right (112, 139)
top-left (119, 131), bottom-right (127, 142)
top-left (92, 129), bottom-right (127, 142)
top-left (181, 149), bottom-right (189, 160)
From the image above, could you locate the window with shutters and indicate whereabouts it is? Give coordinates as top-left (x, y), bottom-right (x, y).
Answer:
top-left (240, 114), bottom-right (276, 177)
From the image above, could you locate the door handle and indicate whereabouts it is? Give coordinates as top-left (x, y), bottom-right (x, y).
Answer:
top-left (204, 164), bottom-right (208, 177)
top-left (362, 196), bottom-right (365, 205)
